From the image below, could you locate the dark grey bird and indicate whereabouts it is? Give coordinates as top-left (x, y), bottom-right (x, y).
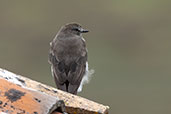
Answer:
top-left (48, 23), bottom-right (89, 94)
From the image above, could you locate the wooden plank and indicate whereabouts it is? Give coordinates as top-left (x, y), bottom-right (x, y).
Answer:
top-left (0, 68), bottom-right (109, 114)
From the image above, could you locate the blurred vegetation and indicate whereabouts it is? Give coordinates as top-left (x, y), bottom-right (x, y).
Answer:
top-left (0, 0), bottom-right (171, 114)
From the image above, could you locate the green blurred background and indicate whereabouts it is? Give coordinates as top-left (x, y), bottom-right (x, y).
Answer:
top-left (0, 0), bottom-right (171, 114)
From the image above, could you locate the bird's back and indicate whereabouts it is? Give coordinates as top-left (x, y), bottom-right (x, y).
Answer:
top-left (54, 36), bottom-right (85, 65)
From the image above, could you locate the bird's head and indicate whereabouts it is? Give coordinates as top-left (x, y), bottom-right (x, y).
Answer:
top-left (60, 23), bottom-right (89, 36)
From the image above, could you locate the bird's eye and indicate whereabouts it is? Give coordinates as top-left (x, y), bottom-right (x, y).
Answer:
top-left (72, 28), bottom-right (80, 32)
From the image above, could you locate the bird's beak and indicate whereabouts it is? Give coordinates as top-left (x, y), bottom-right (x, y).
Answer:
top-left (80, 28), bottom-right (89, 33)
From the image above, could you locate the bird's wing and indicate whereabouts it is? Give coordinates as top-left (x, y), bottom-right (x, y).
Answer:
top-left (48, 41), bottom-right (67, 90)
top-left (67, 39), bottom-right (88, 94)
top-left (67, 56), bottom-right (87, 94)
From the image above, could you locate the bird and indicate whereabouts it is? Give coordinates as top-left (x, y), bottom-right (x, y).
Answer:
top-left (48, 23), bottom-right (90, 94)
